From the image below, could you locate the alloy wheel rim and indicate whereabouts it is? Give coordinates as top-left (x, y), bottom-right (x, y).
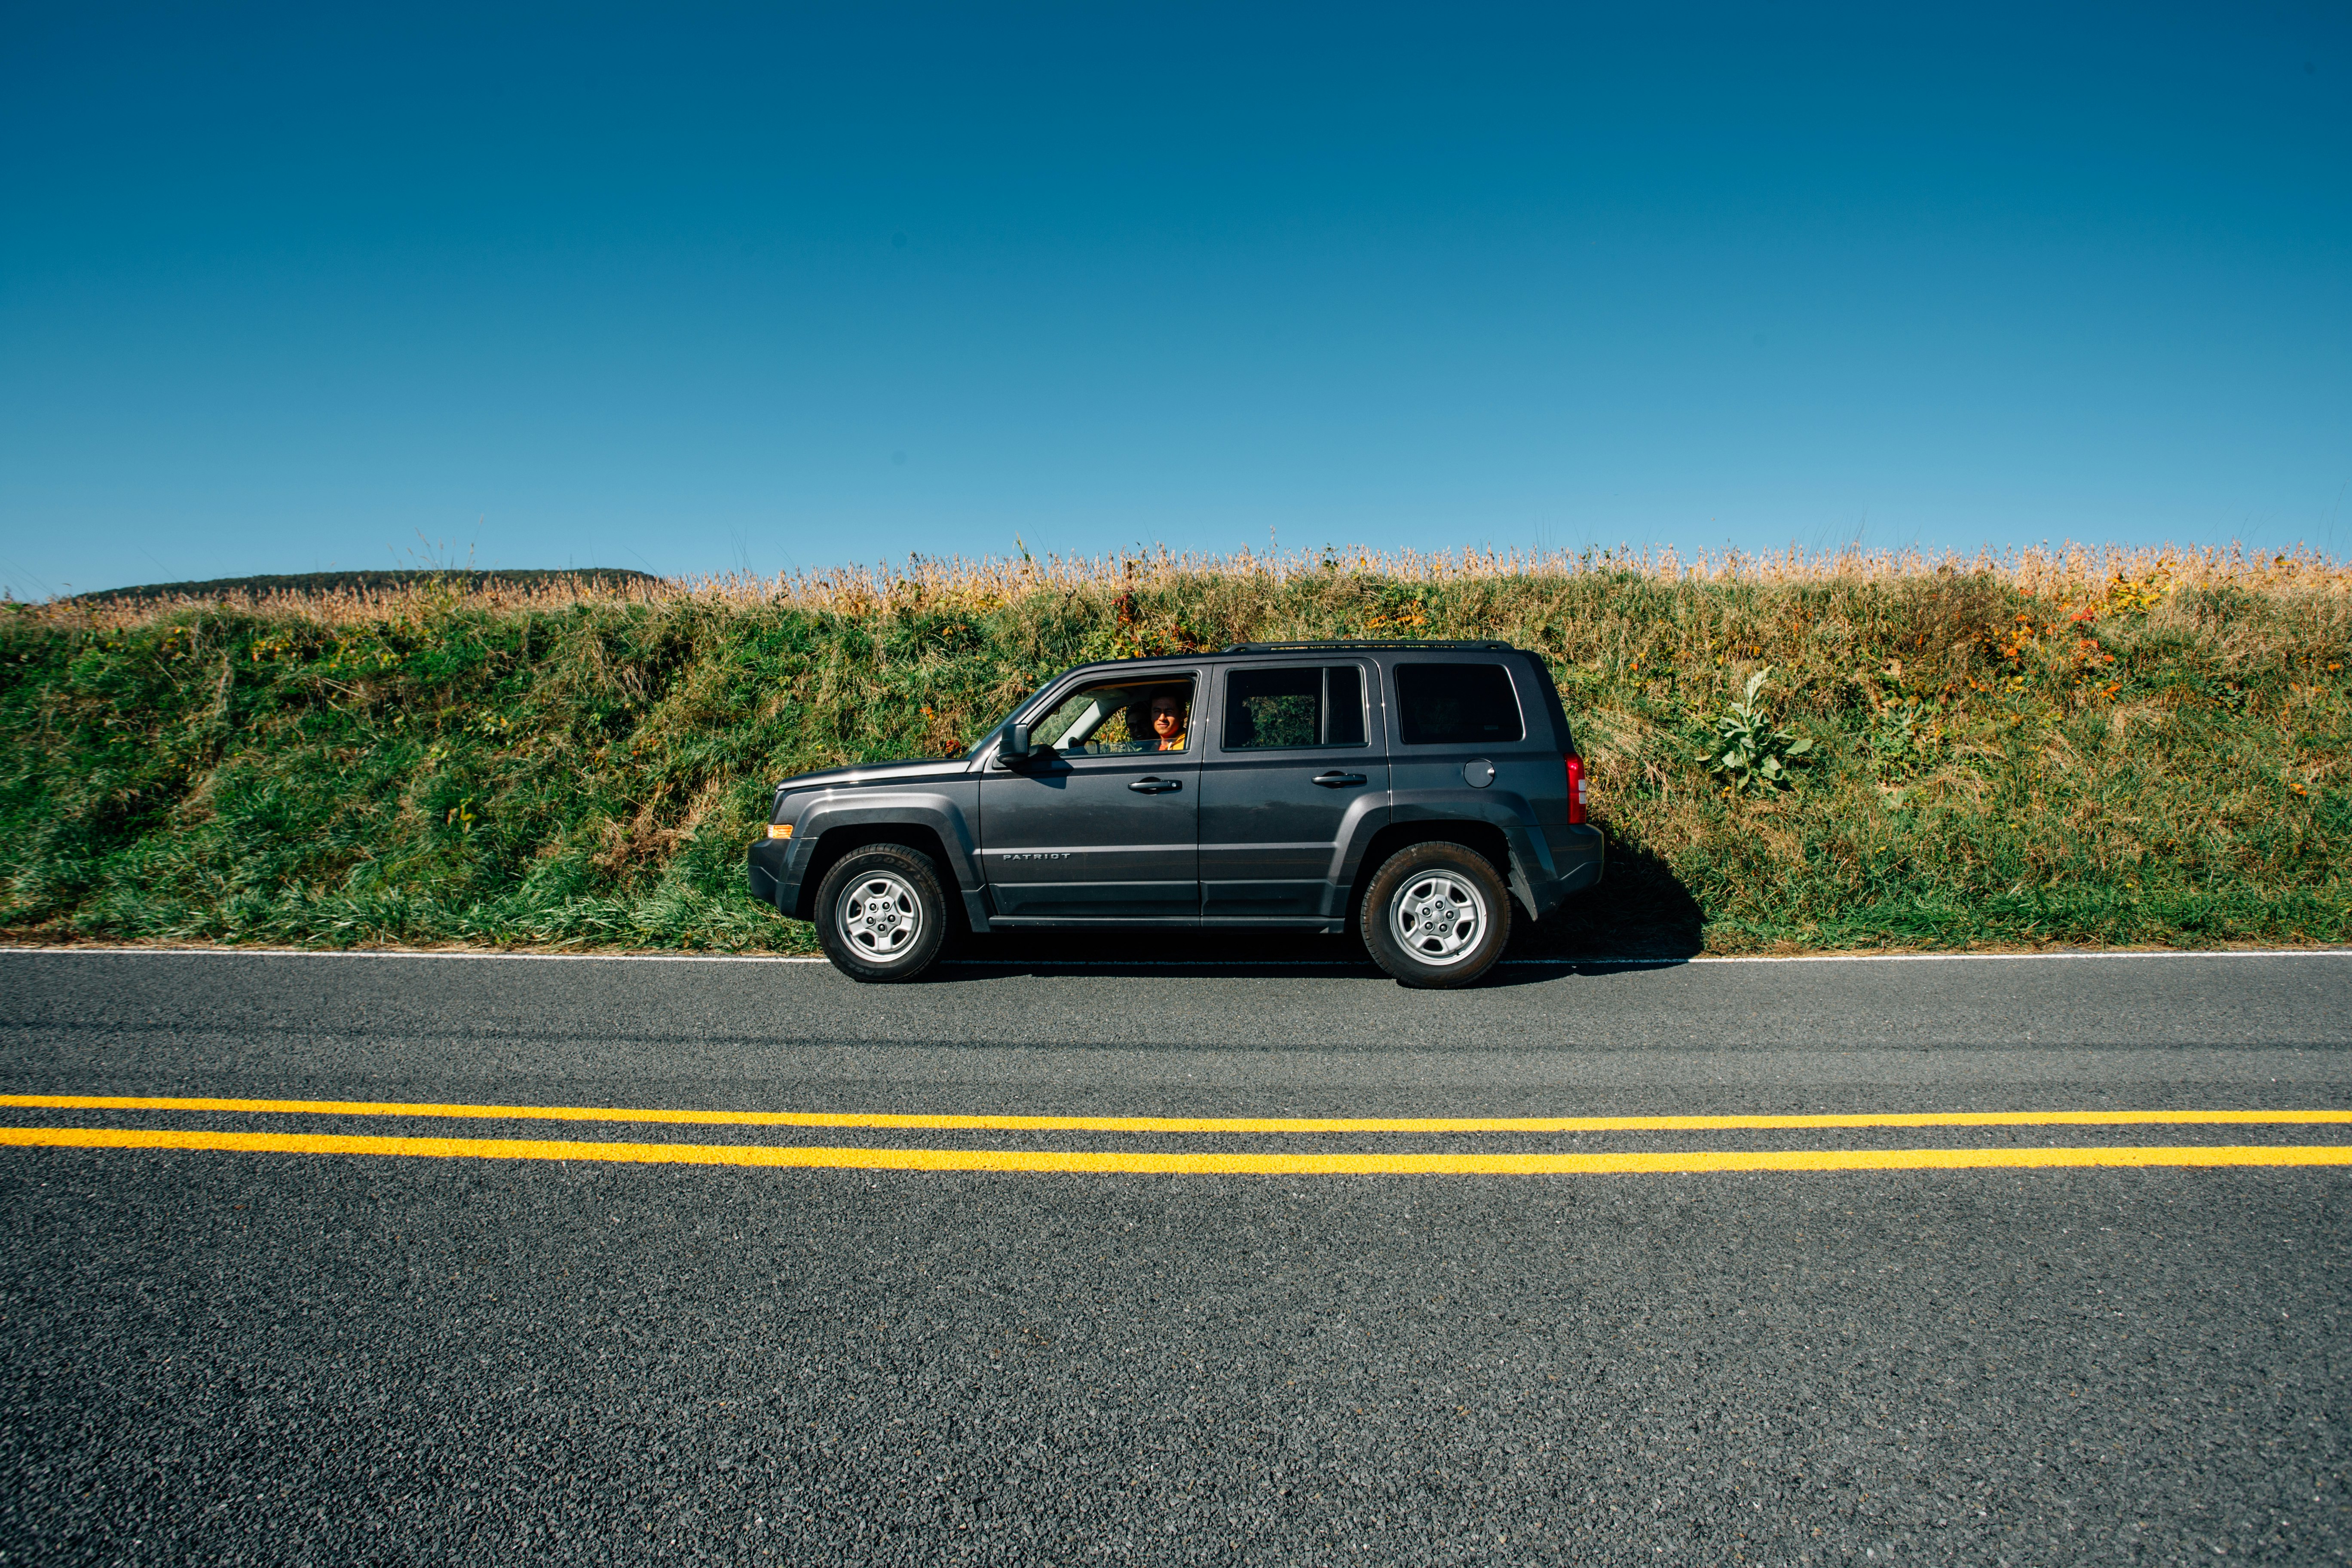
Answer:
top-left (1388, 873), bottom-right (1486, 966)
top-left (838, 872), bottom-right (923, 961)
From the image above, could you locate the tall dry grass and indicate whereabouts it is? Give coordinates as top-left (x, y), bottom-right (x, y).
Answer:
top-left (30, 541), bottom-right (2349, 631)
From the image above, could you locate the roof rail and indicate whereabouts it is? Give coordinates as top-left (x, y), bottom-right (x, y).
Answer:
top-left (1220, 639), bottom-right (1519, 654)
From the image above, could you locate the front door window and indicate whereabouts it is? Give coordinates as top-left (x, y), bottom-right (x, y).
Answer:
top-left (1035, 680), bottom-right (1192, 756)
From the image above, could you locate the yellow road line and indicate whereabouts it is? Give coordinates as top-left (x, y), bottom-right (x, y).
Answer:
top-left (5, 1095), bottom-right (2351, 1134)
top-left (4, 1127), bottom-right (2350, 1173)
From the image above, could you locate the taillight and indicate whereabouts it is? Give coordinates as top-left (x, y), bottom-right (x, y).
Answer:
top-left (1565, 753), bottom-right (1586, 824)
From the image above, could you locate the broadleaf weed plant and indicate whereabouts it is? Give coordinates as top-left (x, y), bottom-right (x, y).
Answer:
top-left (1696, 667), bottom-right (1814, 793)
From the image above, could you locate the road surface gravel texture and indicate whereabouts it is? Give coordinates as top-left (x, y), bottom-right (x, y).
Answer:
top-left (0, 945), bottom-right (2346, 1566)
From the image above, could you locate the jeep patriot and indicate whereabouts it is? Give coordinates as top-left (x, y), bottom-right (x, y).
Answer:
top-left (745, 640), bottom-right (1603, 986)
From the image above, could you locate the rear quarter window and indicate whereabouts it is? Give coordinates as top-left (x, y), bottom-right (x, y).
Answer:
top-left (1394, 663), bottom-right (1525, 745)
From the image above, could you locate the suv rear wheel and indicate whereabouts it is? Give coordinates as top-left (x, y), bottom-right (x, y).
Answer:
top-left (815, 844), bottom-right (950, 983)
top-left (1361, 841), bottom-right (1512, 989)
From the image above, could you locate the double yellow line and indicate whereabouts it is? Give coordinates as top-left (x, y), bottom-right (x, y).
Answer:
top-left (7, 1095), bottom-right (2352, 1133)
top-left (1, 1124), bottom-right (2347, 1174)
top-left (4, 1096), bottom-right (2350, 1174)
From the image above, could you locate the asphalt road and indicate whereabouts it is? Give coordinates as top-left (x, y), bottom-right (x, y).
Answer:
top-left (1, 947), bottom-right (2347, 1566)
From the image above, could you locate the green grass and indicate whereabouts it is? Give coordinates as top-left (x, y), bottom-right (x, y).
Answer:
top-left (3, 558), bottom-right (2346, 955)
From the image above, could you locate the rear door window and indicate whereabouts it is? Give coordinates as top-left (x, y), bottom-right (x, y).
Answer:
top-left (1223, 666), bottom-right (1368, 749)
top-left (1393, 663), bottom-right (1524, 745)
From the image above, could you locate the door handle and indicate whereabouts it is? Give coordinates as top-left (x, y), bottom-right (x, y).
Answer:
top-left (1128, 777), bottom-right (1182, 794)
top-left (1311, 771), bottom-right (1368, 787)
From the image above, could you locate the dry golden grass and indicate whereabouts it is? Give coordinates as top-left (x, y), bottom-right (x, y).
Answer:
top-left (28, 540), bottom-right (2348, 631)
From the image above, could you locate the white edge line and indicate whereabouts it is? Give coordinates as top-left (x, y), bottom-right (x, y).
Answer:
top-left (0, 947), bottom-right (834, 964)
top-left (1680, 949), bottom-right (2352, 965)
top-left (2, 946), bottom-right (2347, 967)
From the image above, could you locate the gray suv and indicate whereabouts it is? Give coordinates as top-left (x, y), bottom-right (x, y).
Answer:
top-left (745, 640), bottom-right (1603, 986)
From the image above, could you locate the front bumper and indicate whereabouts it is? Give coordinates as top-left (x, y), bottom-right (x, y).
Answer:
top-left (747, 837), bottom-right (794, 910)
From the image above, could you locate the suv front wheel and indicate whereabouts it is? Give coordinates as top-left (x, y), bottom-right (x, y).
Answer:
top-left (1361, 842), bottom-right (1512, 989)
top-left (815, 844), bottom-right (950, 983)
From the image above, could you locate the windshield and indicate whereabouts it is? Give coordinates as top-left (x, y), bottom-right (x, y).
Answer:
top-left (963, 684), bottom-right (1048, 760)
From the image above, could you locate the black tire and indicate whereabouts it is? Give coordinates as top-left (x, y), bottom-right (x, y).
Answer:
top-left (1360, 841), bottom-right (1513, 989)
top-left (814, 844), bottom-right (950, 983)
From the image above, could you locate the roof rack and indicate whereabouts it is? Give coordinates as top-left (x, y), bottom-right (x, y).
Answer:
top-left (1220, 639), bottom-right (1518, 654)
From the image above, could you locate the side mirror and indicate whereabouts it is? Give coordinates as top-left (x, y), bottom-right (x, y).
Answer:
top-left (1002, 722), bottom-right (1033, 761)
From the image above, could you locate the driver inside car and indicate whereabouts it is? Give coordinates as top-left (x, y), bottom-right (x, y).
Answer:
top-left (1144, 693), bottom-right (1188, 751)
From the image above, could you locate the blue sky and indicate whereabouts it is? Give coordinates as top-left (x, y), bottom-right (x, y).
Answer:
top-left (3, 2), bottom-right (2346, 596)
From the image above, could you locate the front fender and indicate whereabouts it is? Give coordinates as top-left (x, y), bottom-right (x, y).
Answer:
top-left (779, 785), bottom-right (983, 914)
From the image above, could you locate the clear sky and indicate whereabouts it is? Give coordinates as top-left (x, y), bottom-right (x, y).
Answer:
top-left (3, 2), bottom-right (2346, 597)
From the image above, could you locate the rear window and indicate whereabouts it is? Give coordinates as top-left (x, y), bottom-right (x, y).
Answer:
top-left (1394, 663), bottom-right (1524, 746)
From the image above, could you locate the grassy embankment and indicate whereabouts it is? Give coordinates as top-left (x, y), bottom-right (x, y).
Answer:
top-left (2, 545), bottom-right (2346, 955)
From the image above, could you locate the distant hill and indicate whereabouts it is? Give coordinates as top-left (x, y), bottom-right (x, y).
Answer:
top-left (66, 568), bottom-right (662, 604)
